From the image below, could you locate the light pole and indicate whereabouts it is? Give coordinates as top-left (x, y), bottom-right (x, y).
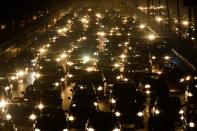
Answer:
top-left (176, 0), bottom-right (182, 40)
top-left (147, 0), bottom-right (150, 16)
top-left (166, 0), bottom-right (171, 27)
top-left (147, 34), bottom-right (156, 60)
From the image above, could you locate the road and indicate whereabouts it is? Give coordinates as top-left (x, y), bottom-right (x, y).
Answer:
top-left (0, 1), bottom-right (195, 131)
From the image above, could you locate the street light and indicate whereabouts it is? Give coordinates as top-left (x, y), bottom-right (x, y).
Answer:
top-left (155, 16), bottom-right (163, 22)
top-left (182, 20), bottom-right (189, 27)
top-left (147, 34), bottom-right (156, 41)
top-left (139, 24), bottom-right (146, 29)
top-left (97, 31), bottom-right (106, 37)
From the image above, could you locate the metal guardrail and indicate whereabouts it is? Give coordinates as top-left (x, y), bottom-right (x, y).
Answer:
top-left (172, 49), bottom-right (196, 71)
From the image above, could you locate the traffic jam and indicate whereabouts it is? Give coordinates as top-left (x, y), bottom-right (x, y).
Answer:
top-left (0, 6), bottom-right (197, 131)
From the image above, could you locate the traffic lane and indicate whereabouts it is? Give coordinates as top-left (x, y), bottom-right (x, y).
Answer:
top-left (11, 71), bottom-right (35, 99)
top-left (62, 83), bottom-right (148, 131)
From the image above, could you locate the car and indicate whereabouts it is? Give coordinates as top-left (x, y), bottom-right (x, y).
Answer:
top-left (185, 79), bottom-right (197, 108)
top-left (70, 86), bottom-right (98, 106)
top-left (110, 82), bottom-right (146, 128)
top-left (148, 96), bottom-right (183, 131)
top-left (37, 60), bottom-right (65, 88)
top-left (79, 71), bottom-right (106, 99)
top-left (5, 100), bottom-right (35, 127)
top-left (150, 39), bottom-right (172, 67)
top-left (0, 76), bottom-right (13, 99)
top-left (0, 119), bottom-right (18, 131)
top-left (36, 89), bottom-right (62, 109)
top-left (33, 108), bottom-right (68, 131)
top-left (24, 84), bottom-right (40, 104)
top-left (86, 111), bottom-right (121, 131)
top-left (68, 102), bottom-right (98, 128)
top-left (71, 80), bottom-right (95, 94)
top-left (68, 86), bottom-right (99, 128)
top-left (184, 109), bottom-right (197, 131)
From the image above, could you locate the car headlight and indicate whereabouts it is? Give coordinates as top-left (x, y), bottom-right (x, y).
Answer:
top-left (151, 56), bottom-right (156, 60)
top-left (137, 111), bottom-right (144, 117)
top-left (145, 84), bottom-right (151, 89)
top-left (62, 129), bottom-right (68, 131)
top-left (113, 128), bottom-right (120, 131)
top-left (97, 86), bottom-right (103, 91)
top-left (10, 76), bottom-right (16, 80)
top-left (67, 74), bottom-right (73, 78)
top-left (93, 102), bottom-right (98, 106)
top-left (115, 111), bottom-right (121, 117)
top-left (6, 114), bottom-right (12, 120)
top-left (179, 109), bottom-right (184, 115)
top-left (164, 56), bottom-right (170, 60)
top-left (68, 115), bottom-right (75, 121)
top-left (111, 98), bottom-right (116, 104)
top-left (35, 128), bottom-right (41, 131)
top-left (87, 127), bottom-right (95, 131)
top-left (189, 122), bottom-right (195, 128)
top-left (187, 92), bottom-right (193, 97)
top-left (34, 73), bottom-right (41, 78)
top-left (154, 109), bottom-right (160, 115)
top-left (67, 61), bottom-right (74, 66)
top-left (54, 82), bottom-right (60, 87)
top-left (37, 103), bottom-right (44, 110)
top-left (181, 116), bottom-right (184, 120)
top-left (61, 78), bottom-right (65, 82)
top-left (29, 114), bottom-right (37, 120)
top-left (0, 100), bottom-right (7, 108)
top-left (4, 86), bottom-right (10, 91)
top-left (17, 71), bottom-right (25, 77)
top-left (145, 90), bottom-right (151, 95)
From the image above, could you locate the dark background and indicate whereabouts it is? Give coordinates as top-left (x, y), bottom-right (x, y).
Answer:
top-left (0, 0), bottom-right (67, 23)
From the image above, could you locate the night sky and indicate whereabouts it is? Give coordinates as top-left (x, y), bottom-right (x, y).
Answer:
top-left (0, 0), bottom-right (66, 22)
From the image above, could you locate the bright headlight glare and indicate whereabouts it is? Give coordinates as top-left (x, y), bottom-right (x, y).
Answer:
top-left (145, 90), bottom-right (151, 95)
top-left (6, 114), bottom-right (12, 120)
top-left (93, 102), bottom-right (98, 106)
top-left (155, 109), bottom-right (160, 115)
top-left (187, 92), bottom-right (193, 97)
top-left (35, 129), bottom-right (41, 131)
top-left (38, 103), bottom-right (44, 110)
top-left (88, 128), bottom-right (95, 131)
top-left (97, 86), bottom-right (103, 91)
top-left (145, 84), bottom-right (151, 89)
top-left (151, 56), bottom-right (156, 60)
top-left (10, 76), bottom-right (16, 80)
top-left (137, 112), bottom-right (144, 117)
top-left (67, 61), bottom-right (74, 66)
top-left (111, 99), bottom-right (116, 104)
top-left (113, 128), bottom-right (120, 131)
top-left (181, 116), bottom-right (184, 120)
top-left (55, 82), bottom-right (60, 87)
top-left (61, 78), bottom-right (65, 82)
top-left (115, 112), bottom-right (121, 117)
top-left (62, 129), bottom-right (68, 131)
top-left (189, 122), bottom-right (195, 128)
top-left (0, 100), bottom-right (7, 108)
top-left (4, 86), bottom-right (10, 91)
top-left (68, 116), bottom-right (74, 121)
top-left (83, 56), bottom-right (90, 63)
top-left (179, 109), bottom-right (184, 115)
top-left (17, 71), bottom-right (25, 76)
top-left (67, 74), bottom-right (73, 78)
top-left (164, 56), bottom-right (170, 60)
top-left (29, 114), bottom-right (36, 120)
top-left (34, 73), bottom-right (40, 78)
top-left (116, 76), bottom-right (121, 80)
